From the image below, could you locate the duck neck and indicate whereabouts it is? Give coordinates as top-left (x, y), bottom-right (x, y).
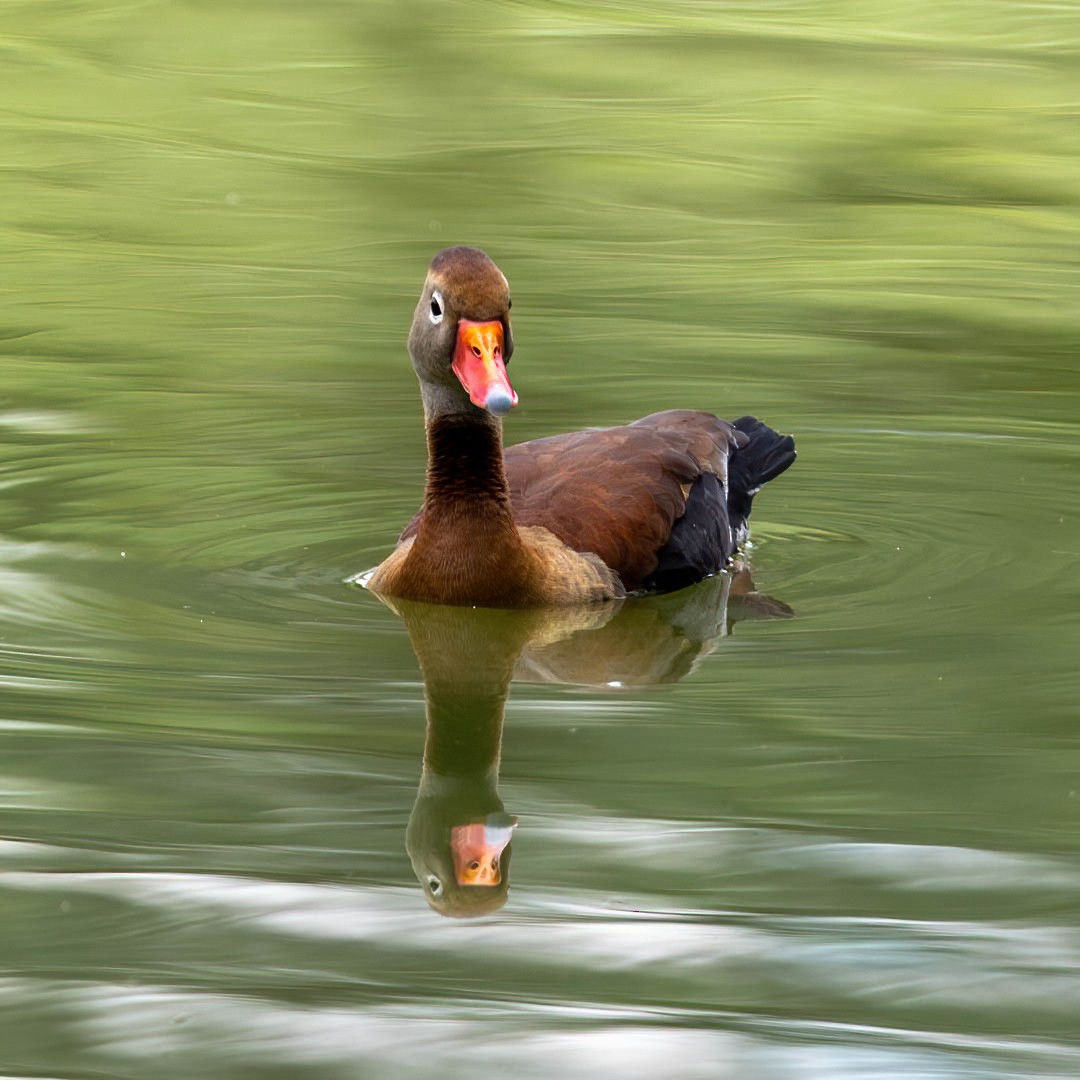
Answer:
top-left (402, 387), bottom-right (540, 607)
top-left (419, 409), bottom-right (515, 531)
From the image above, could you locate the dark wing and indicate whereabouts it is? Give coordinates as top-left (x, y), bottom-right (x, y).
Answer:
top-left (505, 410), bottom-right (743, 590)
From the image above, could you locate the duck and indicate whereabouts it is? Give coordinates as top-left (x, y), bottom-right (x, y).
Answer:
top-left (365, 246), bottom-right (796, 609)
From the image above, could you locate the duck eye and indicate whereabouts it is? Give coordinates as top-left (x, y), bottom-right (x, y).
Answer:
top-left (426, 876), bottom-right (442, 896)
top-left (429, 291), bottom-right (444, 325)
top-left (507, 298), bottom-right (512, 310)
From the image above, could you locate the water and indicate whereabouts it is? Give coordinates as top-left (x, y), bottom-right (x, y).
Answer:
top-left (2, 2), bottom-right (1080, 1077)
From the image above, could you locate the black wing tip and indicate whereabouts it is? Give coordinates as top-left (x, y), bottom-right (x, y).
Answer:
top-left (731, 415), bottom-right (797, 488)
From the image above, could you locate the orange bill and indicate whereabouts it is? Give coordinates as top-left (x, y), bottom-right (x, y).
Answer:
top-left (450, 819), bottom-right (516, 886)
top-left (452, 319), bottom-right (517, 415)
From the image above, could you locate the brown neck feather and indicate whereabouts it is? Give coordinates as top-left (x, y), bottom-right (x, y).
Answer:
top-left (420, 413), bottom-right (513, 523)
top-left (402, 414), bottom-right (542, 606)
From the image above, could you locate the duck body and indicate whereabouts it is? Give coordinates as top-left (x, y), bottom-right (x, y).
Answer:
top-left (366, 246), bottom-right (796, 609)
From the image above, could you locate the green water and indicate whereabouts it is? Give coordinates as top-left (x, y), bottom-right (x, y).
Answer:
top-left (2, 2), bottom-right (1080, 1077)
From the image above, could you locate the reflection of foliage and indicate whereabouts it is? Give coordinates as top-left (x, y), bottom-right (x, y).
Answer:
top-left (4, 7), bottom-right (1076, 479)
top-left (2, 2), bottom-right (1077, 734)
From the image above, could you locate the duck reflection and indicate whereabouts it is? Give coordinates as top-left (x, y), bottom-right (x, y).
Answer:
top-left (381, 570), bottom-right (790, 917)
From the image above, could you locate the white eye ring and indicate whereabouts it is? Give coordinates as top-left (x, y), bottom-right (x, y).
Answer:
top-left (429, 290), bottom-right (444, 325)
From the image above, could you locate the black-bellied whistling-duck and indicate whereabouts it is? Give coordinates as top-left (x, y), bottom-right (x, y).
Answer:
top-left (366, 246), bottom-right (796, 608)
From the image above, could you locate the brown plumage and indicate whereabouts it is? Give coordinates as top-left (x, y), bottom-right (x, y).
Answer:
top-left (365, 246), bottom-right (796, 608)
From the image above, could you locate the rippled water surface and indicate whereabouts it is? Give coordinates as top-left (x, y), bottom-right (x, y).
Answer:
top-left (2, 2), bottom-right (1080, 1077)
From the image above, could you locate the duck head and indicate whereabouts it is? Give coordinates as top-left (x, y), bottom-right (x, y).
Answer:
top-left (409, 246), bottom-right (517, 419)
